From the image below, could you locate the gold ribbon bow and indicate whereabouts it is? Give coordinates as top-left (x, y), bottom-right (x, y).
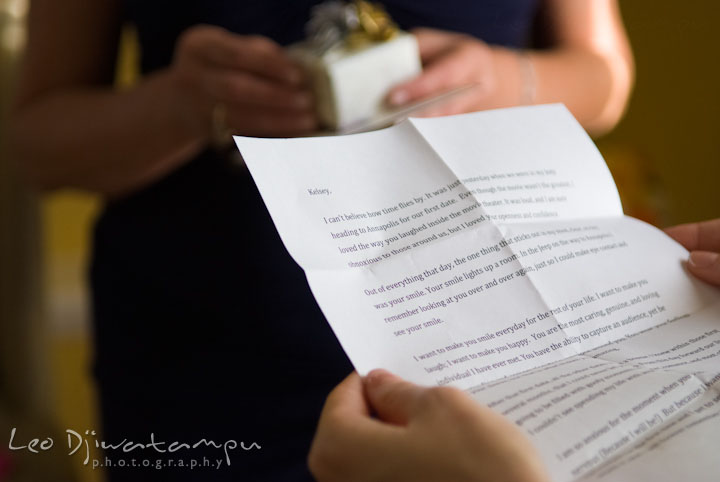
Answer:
top-left (346, 1), bottom-right (398, 48)
top-left (306, 1), bottom-right (399, 53)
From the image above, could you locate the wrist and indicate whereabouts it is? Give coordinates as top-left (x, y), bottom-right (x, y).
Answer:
top-left (516, 51), bottom-right (537, 105)
top-left (488, 47), bottom-right (534, 108)
top-left (158, 68), bottom-right (213, 146)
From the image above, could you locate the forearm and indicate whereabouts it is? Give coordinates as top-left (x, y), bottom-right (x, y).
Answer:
top-left (532, 47), bottom-right (631, 134)
top-left (491, 46), bottom-right (632, 135)
top-left (10, 70), bottom-right (208, 197)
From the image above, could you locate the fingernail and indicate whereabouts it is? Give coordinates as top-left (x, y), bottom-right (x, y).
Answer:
top-left (689, 251), bottom-right (718, 268)
top-left (389, 89), bottom-right (409, 106)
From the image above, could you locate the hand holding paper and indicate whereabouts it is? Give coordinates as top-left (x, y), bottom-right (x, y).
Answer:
top-left (309, 370), bottom-right (551, 482)
top-left (666, 219), bottom-right (720, 286)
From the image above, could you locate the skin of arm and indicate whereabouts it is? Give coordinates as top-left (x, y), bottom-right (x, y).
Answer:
top-left (309, 370), bottom-right (550, 482)
top-left (387, 0), bottom-right (634, 135)
top-left (10, 0), bottom-right (316, 197)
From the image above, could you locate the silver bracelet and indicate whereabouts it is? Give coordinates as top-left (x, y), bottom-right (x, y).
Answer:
top-left (517, 51), bottom-right (537, 105)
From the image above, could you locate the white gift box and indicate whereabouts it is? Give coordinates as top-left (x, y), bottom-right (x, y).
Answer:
top-left (291, 33), bottom-right (421, 131)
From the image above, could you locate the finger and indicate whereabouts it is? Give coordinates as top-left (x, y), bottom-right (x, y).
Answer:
top-left (364, 369), bottom-right (427, 425)
top-left (412, 88), bottom-right (479, 118)
top-left (310, 372), bottom-right (407, 481)
top-left (665, 219), bottom-right (720, 252)
top-left (202, 68), bottom-right (313, 111)
top-left (411, 28), bottom-right (464, 62)
top-left (387, 47), bottom-right (478, 106)
top-left (664, 224), bottom-right (699, 250)
top-left (319, 372), bottom-right (405, 435)
top-left (324, 372), bottom-right (371, 417)
top-left (687, 251), bottom-right (720, 286)
top-left (227, 105), bottom-right (318, 137)
top-left (183, 26), bottom-right (304, 85)
top-left (322, 373), bottom-right (407, 438)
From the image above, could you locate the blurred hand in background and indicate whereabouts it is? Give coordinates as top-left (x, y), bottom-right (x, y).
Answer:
top-left (388, 0), bottom-right (634, 136)
top-left (172, 25), bottom-right (318, 138)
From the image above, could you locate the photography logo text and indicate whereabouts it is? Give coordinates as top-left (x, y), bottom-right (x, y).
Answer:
top-left (8, 428), bottom-right (261, 470)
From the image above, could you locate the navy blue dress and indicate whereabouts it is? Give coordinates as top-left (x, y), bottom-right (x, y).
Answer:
top-left (92, 2), bottom-right (539, 481)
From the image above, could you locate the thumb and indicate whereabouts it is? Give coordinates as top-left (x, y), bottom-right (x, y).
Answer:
top-left (688, 251), bottom-right (720, 286)
top-left (364, 369), bottom-right (425, 425)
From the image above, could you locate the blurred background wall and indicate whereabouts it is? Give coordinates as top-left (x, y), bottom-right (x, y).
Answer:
top-left (1, 0), bottom-right (78, 480)
top-left (598, 0), bottom-right (720, 226)
top-left (0, 2), bottom-right (718, 482)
